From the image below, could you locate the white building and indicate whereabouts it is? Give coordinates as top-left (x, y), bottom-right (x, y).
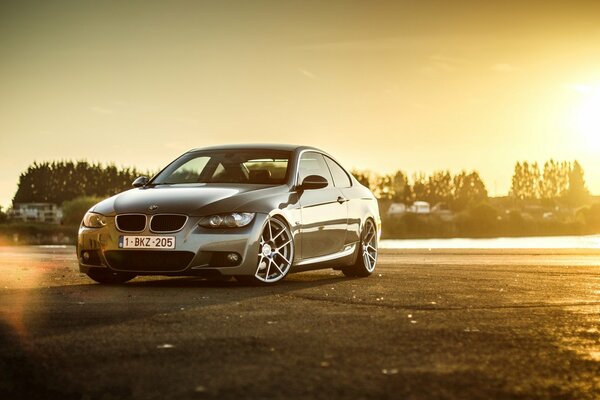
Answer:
top-left (8, 203), bottom-right (63, 224)
top-left (407, 201), bottom-right (430, 214)
top-left (387, 202), bottom-right (407, 216)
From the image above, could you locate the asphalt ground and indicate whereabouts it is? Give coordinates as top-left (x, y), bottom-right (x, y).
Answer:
top-left (0, 246), bottom-right (599, 400)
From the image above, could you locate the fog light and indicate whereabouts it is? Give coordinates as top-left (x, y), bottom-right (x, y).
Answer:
top-left (227, 253), bottom-right (240, 263)
top-left (208, 252), bottom-right (242, 267)
top-left (83, 251), bottom-right (90, 261)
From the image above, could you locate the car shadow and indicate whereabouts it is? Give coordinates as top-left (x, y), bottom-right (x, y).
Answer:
top-left (125, 270), bottom-right (347, 288)
top-left (0, 271), bottom-right (352, 336)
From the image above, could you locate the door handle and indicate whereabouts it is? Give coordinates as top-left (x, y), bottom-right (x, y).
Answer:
top-left (337, 196), bottom-right (348, 204)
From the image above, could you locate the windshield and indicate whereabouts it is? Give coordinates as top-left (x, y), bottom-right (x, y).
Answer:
top-left (152, 150), bottom-right (292, 185)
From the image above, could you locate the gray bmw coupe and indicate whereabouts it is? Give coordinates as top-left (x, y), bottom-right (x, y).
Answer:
top-left (78, 144), bottom-right (380, 285)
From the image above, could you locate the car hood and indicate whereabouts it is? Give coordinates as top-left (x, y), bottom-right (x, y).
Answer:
top-left (92, 184), bottom-right (289, 216)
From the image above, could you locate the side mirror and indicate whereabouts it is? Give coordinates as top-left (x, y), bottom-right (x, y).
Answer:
top-left (132, 176), bottom-right (148, 188)
top-left (299, 175), bottom-right (328, 190)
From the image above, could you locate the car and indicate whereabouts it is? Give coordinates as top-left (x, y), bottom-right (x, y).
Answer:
top-left (77, 144), bottom-right (381, 285)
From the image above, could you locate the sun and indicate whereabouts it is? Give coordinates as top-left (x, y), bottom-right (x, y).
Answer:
top-left (572, 86), bottom-right (600, 148)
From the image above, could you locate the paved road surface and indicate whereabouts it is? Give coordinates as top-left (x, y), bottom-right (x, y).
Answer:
top-left (0, 246), bottom-right (599, 399)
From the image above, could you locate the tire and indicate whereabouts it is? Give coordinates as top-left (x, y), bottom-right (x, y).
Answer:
top-left (86, 268), bottom-right (136, 284)
top-left (342, 218), bottom-right (378, 277)
top-left (235, 217), bottom-right (294, 285)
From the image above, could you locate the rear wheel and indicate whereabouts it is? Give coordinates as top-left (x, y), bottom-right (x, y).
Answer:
top-left (236, 217), bottom-right (294, 285)
top-left (342, 219), bottom-right (378, 277)
top-left (86, 268), bottom-right (136, 284)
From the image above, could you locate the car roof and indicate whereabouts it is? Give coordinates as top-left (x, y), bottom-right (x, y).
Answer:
top-left (187, 143), bottom-right (323, 153)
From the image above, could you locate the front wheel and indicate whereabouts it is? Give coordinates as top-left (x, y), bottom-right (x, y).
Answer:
top-left (86, 268), bottom-right (136, 284)
top-left (342, 219), bottom-right (378, 277)
top-left (236, 217), bottom-right (294, 285)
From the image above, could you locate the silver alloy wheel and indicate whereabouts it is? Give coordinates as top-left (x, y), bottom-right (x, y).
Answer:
top-left (255, 217), bottom-right (294, 283)
top-left (362, 220), bottom-right (378, 272)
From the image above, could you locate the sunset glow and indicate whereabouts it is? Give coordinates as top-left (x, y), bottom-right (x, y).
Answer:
top-left (572, 86), bottom-right (600, 149)
top-left (1, 1), bottom-right (600, 207)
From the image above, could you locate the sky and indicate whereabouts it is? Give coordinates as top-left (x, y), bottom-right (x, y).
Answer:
top-left (1, 0), bottom-right (600, 208)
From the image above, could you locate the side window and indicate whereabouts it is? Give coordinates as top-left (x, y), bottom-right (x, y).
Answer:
top-left (325, 156), bottom-right (352, 188)
top-left (297, 152), bottom-right (333, 187)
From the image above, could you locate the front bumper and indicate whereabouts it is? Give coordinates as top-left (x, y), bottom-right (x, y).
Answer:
top-left (77, 213), bottom-right (268, 276)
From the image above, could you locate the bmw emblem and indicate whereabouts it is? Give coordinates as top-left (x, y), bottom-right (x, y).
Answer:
top-left (148, 205), bottom-right (159, 212)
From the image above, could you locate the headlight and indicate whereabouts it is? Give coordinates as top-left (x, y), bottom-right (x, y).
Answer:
top-left (198, 212), bottom-right (255, 228)
top-left (82, 212), bottom-right (107, 228)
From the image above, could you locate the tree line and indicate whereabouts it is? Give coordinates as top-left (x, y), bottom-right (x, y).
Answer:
top-left (3, 158), bottom-right (597, 241)
top-left (10, 159), bottom-right (591, 209)
top-left (352, 158), bottom-right (591, 210)
top-left (12, 161), bottom-right (151, 205)
top-left (352, 170), bottom-right (488, 211)
top-left (509, 160), bottom-right (589, 205)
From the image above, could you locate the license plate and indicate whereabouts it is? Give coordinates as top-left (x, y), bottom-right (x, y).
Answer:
top-left (119, 236), bottom-right (175, 249)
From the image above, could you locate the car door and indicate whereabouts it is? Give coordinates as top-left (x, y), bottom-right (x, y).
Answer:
top-left (323, 155), bottom-right (359, 244)
top-left (297, 152), bottom-right (348, 259)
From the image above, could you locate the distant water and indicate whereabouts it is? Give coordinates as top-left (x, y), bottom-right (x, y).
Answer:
top-left (380, 235), bottom-right (600, 249)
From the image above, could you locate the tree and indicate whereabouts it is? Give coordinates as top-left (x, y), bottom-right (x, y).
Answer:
top-left (510, 162), bottom-right (525, 200)
top-left (411, 172), bottom-right (427, 202)
top-left (540, 159), bottom-right (569, 200)
top-left (512, 158), bottom-right (590, 205)
top-left (62, 196), bottom-right (104, 225)
top-left (564, 160), bottom-right (590, 206)
top-left (578, 203), bottom-right (600, 231)
top-left (513, 161), bottom-right (541, 200)
top-left (453, 171), bottom-right (488, 211)
top-left (12, 161), bottom-right (150, 205)
top-left (374, 174), bottom-right (394, 200)
top-left (530, 162), bottom-right (541, 199)
top-left (426, 170), bottom-right (453, 205)
top-left (390, 171), bottom-right (412, 203)
top-left (455, 202), bottom-right (498, 236)
top-left (351, 170), bottom-right (372, 190)
top-left (0, 206), bottom-right (6, 224)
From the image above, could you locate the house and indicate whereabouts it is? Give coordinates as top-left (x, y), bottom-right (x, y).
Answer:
top-left (387, 202), bottom-right (407, 216)
top-left (407, 201), bottom-right (430, 214)
top-left (8, 203), bottom-right (63, 224)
